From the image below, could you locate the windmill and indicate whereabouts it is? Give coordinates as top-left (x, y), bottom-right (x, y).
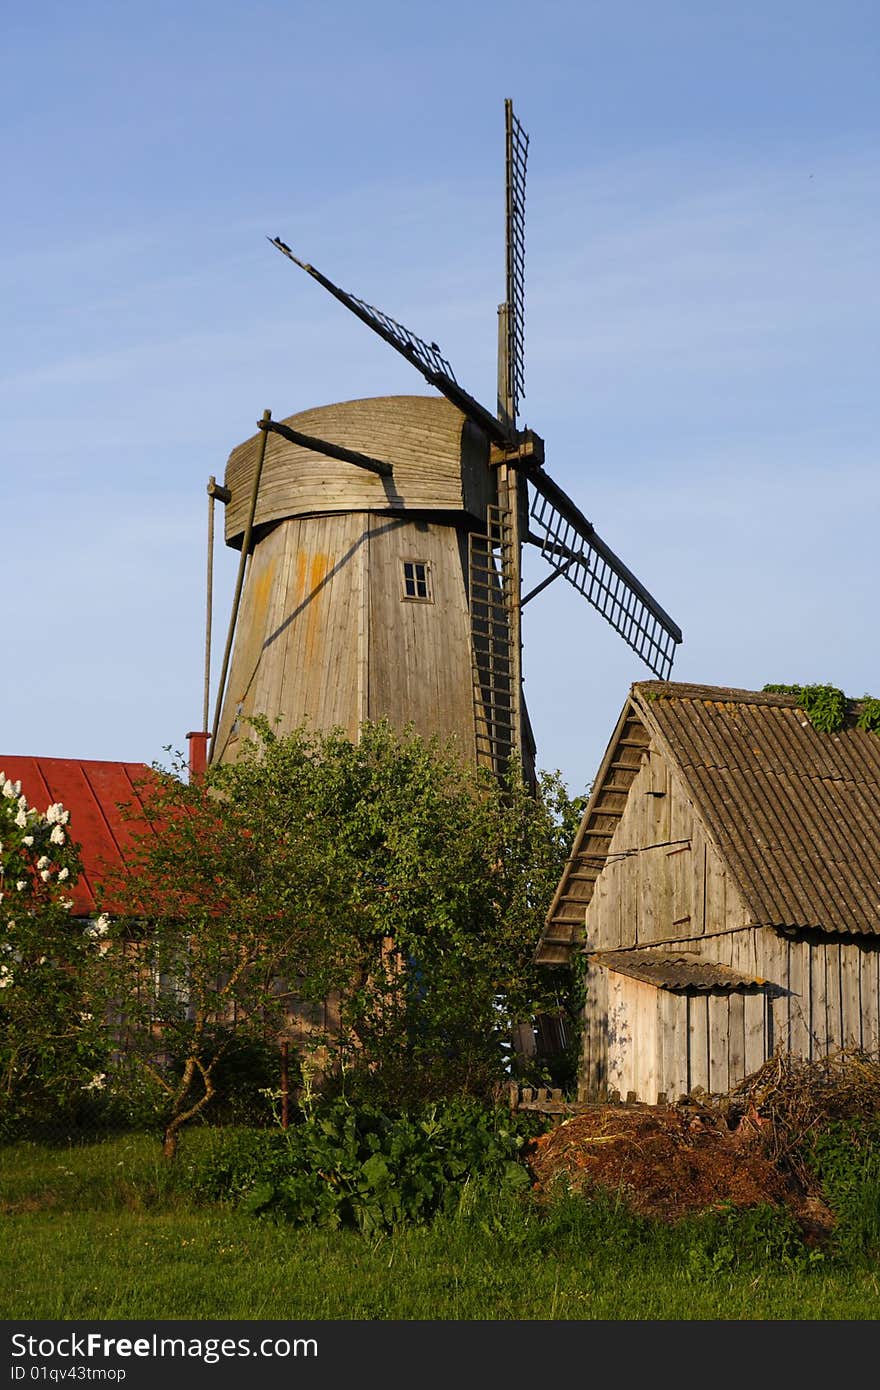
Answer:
top-left (207, 100), bottom-right (682, 781)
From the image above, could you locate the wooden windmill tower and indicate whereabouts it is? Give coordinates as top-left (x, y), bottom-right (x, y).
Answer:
top-left (207, 101), bottom-right (682, 780)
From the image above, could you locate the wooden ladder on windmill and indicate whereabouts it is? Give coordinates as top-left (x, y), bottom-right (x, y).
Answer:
top-left (469, 504), bottom-right (517, 777)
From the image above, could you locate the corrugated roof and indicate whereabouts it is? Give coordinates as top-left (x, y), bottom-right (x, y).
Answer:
top-left (0, 756), bottom-right (156, 915)
top-left (592, 950), bottom-right (767, 993)
top-left (539, 682), bottom-right (880, 963)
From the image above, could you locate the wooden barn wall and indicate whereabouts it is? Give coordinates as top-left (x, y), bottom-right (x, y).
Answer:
top-left (593, 972), bottom-right (770, 1104)
top-left (755, 933), bottom-right (880, 1060)
top-left (688, 930), bottom-right (880, 1063)
top-left (584, 746), bottom-right (751, 952)
top-left (577, 959), bottom-right (608, 1103)
top-left (582, 933), bottom-right (880, 1103)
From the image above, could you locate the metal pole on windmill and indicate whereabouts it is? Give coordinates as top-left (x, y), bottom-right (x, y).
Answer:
top-left (209, 409), bottom-right (273, 763)
top-left (203, 476), bottom-right (217, 734)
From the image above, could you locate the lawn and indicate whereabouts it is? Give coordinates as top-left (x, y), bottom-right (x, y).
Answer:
top-left (2, 1134), bottom-right (879, 1321)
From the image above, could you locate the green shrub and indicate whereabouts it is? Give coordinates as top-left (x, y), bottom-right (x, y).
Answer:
top-left (178, 1098), bottom-right (540, 1234)
top-left (805, 1117), bottom-right (880, 1261)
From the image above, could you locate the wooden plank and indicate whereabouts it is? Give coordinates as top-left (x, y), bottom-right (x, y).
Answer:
top-left (839, 944), bottom-right (861, 1049)
top-left (604, 971), bottom-right (628, 1100)
top-left (785, 936), bottom-right (808, 1057)
top-left (743, 992), bottom-right (766, 1077)
top-left (635, 978), bottom-right (657, 1104)
top-left (727, 993), bottom-right (746, 1090)
top-left (859, 942), bottom-right (880, 1054)
top-left (579, 960), bottom-right (608, 1101)
top-left (659, 989), bottom-right (688, 1103)
top-left (708, 996), bottom-right (729, 1095)
top-left (687, 994), bottom-right (710, 1095)
top-left (810, 941), bottom-right (827, 1058)
top-left (825, 940), bottom-right (843, 1054)
top-left (692, 822), bottom-right (707, 937)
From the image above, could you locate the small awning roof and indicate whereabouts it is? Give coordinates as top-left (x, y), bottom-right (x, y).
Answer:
top-left (592, 950), bottom-right (768, 993)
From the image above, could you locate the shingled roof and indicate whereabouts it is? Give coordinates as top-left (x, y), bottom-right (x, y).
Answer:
top-left (540, 682), bottom-right (880, 963)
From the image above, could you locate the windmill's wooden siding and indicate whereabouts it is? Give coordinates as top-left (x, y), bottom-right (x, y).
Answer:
top-left (223, 396), bottom-right (494, 544)
top-left (214, 511), bottom-right (479, 765)
top-left (365, 518), bottom-right (476, 749)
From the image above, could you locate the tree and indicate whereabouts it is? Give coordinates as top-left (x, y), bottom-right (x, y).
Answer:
top-left (0, 772), bottom-right (106, 1132)
top-left (96, 720), bottom-right (585, 1154)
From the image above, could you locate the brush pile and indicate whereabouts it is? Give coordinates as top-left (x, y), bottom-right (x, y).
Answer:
top-left (524, 1048), bottom-right (880, 1235)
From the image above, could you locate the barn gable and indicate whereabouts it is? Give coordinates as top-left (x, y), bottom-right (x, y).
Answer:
top-left (539, 681), bottom-right (880, 964)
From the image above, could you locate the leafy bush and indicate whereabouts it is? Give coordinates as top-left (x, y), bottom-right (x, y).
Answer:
top-left (179, 1098), bottom-right (541, 1234)
top-left (804, 1117), bottom-right (880, 1261)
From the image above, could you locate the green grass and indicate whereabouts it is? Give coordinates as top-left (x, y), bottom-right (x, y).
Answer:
top-left (2, 1134), bottom-right (879, 1320)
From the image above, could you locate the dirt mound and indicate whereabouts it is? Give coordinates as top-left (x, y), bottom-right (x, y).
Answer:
top-left (524, 1102), bottom-right (834, 1238)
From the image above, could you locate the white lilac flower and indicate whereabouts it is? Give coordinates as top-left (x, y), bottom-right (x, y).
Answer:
top-left (49, 825), bottom-right (65, 846)
top-left (60, 898), bottom-right (73, 911)
top-left (58, 867), bottom-right (69, 882)
top-left (22, 835), bottom-right (33, 847)
top-left (37, 856), bottom-right (50, 870)
top-left (60, 810), bottom-right (70, 825)
top-left (14, 809), bottom-right (27, 829)
top-left (78, 1011), bottom-right (93, 1023)
top-left (83, 1073), bottom-right (106, 1091)
top-left (15, 881), bottom-right (26, 892)
top-left (85, 914), bottom-right (110, 939)
top-left (2, 779), bottom-right (16, 799)
top-left (0, 965), bottom-right (13, 988)
top-left (17, 795), bottom-right (27, 812)
top-left (39, 869), bottom-right (51, 883)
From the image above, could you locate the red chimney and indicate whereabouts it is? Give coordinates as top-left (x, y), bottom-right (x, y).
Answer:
top-left (186, 731), bottom-right (210, 782)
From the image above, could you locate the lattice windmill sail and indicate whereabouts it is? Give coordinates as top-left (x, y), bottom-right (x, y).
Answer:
top-left (208, 100), bottom-right (682, 781)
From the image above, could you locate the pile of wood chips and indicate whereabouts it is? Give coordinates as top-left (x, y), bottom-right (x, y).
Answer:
top-left (523, 1048), bottom-right (880, 1235)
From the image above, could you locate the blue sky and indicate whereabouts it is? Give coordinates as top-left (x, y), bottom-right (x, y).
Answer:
top-left (2, 1), bottom-right (878, 796)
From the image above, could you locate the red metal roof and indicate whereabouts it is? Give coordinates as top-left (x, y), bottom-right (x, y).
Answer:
top-left (0, 756), bottom-right (158, 916)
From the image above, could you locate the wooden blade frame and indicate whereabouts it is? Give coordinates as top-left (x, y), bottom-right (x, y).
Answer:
top-left (524, 463), bottom-right (682, 680)
top-left (268, 238), bottom-right (511, 447)
top-left (502, 98), bottom-right (528, 431)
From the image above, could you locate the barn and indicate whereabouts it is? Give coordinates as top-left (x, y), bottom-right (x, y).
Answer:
top-left (535, 682), bottom-right (880, 1104)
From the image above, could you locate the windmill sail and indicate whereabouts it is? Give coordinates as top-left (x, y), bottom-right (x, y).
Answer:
top-left (268, 238), bottom-right (510, 447)
top-left (503, 98), bottom-right (528, 428)
top-left (524, 463), bottom-right (682, 679)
